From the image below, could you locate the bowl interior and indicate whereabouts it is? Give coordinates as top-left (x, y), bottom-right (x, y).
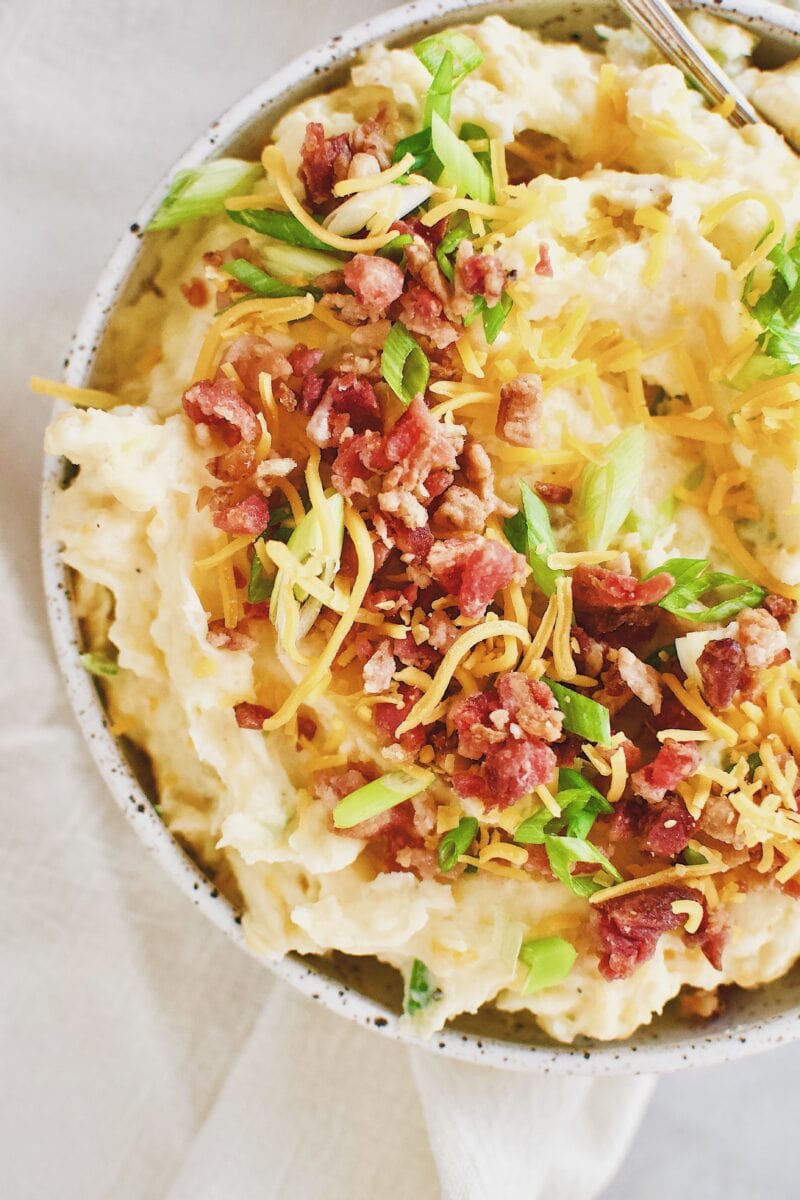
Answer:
top-left (43, 0), bottom-right (800, 1073)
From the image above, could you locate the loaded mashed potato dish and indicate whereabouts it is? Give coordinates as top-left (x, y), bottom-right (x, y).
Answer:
top-left (43, 16), bottom-right (800, 1041)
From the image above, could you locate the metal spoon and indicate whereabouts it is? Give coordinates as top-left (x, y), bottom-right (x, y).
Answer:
top-left (616, 0), bottom-right (761, 127)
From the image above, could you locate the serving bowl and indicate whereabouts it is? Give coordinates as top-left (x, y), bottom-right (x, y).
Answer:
top-left (42, 0), bottom-right (800, 1073)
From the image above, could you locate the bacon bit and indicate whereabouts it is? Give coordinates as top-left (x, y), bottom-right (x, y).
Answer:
top-left (496, 374), bottom-right (542, 447)
top-left (737, 607), bottom-right (790, 669)
top-left (362, 582), bottom-right (418, 615)
top-left (534, 242), bottom-right (553, 277)
top-left (383, 516), bottom-right (435, 559)
top-left (453, 240), bottom-right (506, 307)
top-left (427, 609), bottom-right (460, 652)
top-left (424, 469), bottom-right (454, 499)
top-left (351, 108), bottom-right (395, 170)
top-left (573, 564), bottom-right (675, 610)
top-left (616, 646), bottom-right (662, 714)
top-left (697, 637), bottom-right (745, 709)
top-left (641, 793), bottom-right (696, 858)
top-left (763, 593), bottom-right (797, 626)
top-left (593, 884), bottom-right (710, 980)
top-left (207, 441), bottom-right (257, 482)
top-left (306, 373), bottom-right (381, 448)
top-left (453, 770), bottom-right (491, 801)
top-left (593, 664), bottom-right (632, 717)
top-left (362, 639), bottom-right (396, 694)
top-left (207, 621), bottom-right (255, 652)
top-left (212, 492), bottom-right (270, 536)
top-left (697, 793), bottom-right (747, 849)
top-left (288, 344), bottom-right (324, 378)
top-left (450, 689), bottom-right (506, 760)
top-left (181, 277), bottom-right (209, 307)
top-left (234, 701), bottom-right (273, 729)
top-left (404, 236), bottom-right (450, 306)
top-left (535, 482), bottom-right (572, 504)
top-left (298, 121), bottom-right (352, 208)
top-left (330, 430), bottom-right (385, 499)
top-left (572, 626), bottom-right (606, 678)
top-left (427, 534), bottom-right (527, 619)
top-left (608, 795), bottom-right (648, 842)
top-left (397, 282), bottom-right (458, 349)
top-left (223, 333), bottom-right (293, 392)
top-left (496, 673), bottom-right (564, 742)
top-left (631, 739), bottom-right (701, 805)
top-left (343, 254), bottom-right (405, 317)
top-left (434, 485), bottom-right (489, 533)
top-left (394, 633), bottom-right (438, 671)
top-left (379, 396), bottom-right (465, 529)
top-left (484, 738), bottom-right (558, 809)
top-left (392, 215), bottom-right (448, 250)
top-left (182, 378), bottom-right (260, 446)
top-left (375, 684), bottom-right (426, 753)
top-left (313, 764), bottom-right (374, 808)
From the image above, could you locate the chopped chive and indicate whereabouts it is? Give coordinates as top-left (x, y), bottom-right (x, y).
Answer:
top-left (437, 816), bottom-right (479, 870)
top-left (405, 958), bottom-right (442, 1014)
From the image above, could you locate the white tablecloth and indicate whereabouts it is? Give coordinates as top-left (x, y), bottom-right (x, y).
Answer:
top-left (2, 2), bottom-right (660, 1195)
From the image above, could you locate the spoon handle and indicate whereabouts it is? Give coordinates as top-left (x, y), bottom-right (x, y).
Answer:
top-left (616, 0), bottom-right (761, 127)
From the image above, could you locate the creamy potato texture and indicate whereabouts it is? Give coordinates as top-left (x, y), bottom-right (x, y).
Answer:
top-left (46, 16), bottom-right (800, 1040)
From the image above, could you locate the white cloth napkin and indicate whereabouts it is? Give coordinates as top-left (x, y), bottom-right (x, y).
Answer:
top-left (1, 1), bottom-right (655, 1196)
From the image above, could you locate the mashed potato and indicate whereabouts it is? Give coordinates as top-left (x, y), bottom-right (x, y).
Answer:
top-left (46, 16), bottom-right (800, 1041)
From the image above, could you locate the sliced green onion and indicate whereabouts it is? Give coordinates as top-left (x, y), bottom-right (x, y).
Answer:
top-left (513, 806), bottom-right (553, 845)
top-left (459, 121), bottom-right (492, 171)
top-left (430, 112), bottom-right (493, 204)
top-left (422, 49), bottom-right (455, 128)
top-left (405, 958), bottom-right (442, 1015)
top-left (738, 228), bottom-right (800, 381)
top-left (147, 159), bottom-right (261, 231)
top-left (747, 751), bottom-right (763, 777)
top-left (222, 258), bottom-right (319, 300)
top-left (543, 833), bottom-right (622, 898)
top-left (544, 679), bottom-right (612, 747)
top-left (435, 219), bottom-right (470, 281)
top-left (646, 557), bottom-right (766, 623)
top-left (576, 426), bottom-right (647, 551)
top-left (681, 847), bottom-right (708, 866)
top-left (377, 232), bottom-right (413, 262)
top-left (381, 321), bottom-right (430, 406)
top-left (392, 127), bottom-right (437, 177)
top-left (258, 239), bottom-right (345, 283)
top-left (504, 481), bottom-right (562, 597)
top-left (518, 936), bottom-right (577, 994)
top-left (247, 548), bottom-right (274, 604)
top-left (228, 206), bottom-right (340, 253)
top-left (477, 293), bottom-right (513, 344)
top-left (437, 816), bottom-right (479, 870)
top-left (80, 651), bottom-right (120, 677)
top-left (413, 29), bottom-right (484, 85)
top-left (332, 769), bottom-right (435, 830)
top-left (270, 492), bottom-right (344, 650)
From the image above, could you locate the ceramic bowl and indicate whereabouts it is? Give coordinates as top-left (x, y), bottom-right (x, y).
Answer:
top-left (42, 0), bottom-right (800, 1073)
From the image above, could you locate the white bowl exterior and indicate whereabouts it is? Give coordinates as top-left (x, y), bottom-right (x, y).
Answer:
top-left (41, 0), bottom-right (800, 1073)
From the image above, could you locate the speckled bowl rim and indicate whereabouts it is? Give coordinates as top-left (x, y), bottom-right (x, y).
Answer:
top-left (41, 0), bottom-right (800, 1074)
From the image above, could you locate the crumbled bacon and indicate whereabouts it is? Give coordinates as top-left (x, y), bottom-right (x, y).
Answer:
top-left (362, 582), bottom-right (418, 615)
top-left (377, 396), bottom-right (465, 530)
top-left (207, 621), bottom-right (255, 652)
top-left (641, 793), bottom-right (696, 858)
top-left (182, 378), bottom-right (260, 446)
top-left (763, 593), bottom-right (798, 626)
top-left (697, 638), bottom-right (745, 709)
top-left (288, 344), bottom-right (324, 378)
top-left (631, 739), bottom-right (701, 804)
top-left (427, 535), bottom-right (527, 619)
top-left (212, 493), bottom-right (270, 536)
top-left (496, 673), bottom-right (564, 741)
top-left (313, 764), bottom-right (373, 808)
top-left (343, 254), bottom-right (405, 317)
top-left (572, 626), bottom-right (606, 678)
top-left (535, 242), bottom-right (553, 277)
top-left (737, 607), bottom-right (790, 670)
top-left (362, 639), bottom-right (396, 694)
top-left (375, 684), bottom-right (426, 753)
top-left (496, 374), bottom-right (543, 447)
top-left (223, 333), bottom-right (293, 391)
top-left (484, 738), bottom-right (558, 809)
top-left (181, 277), bottom-right (209, 307)
top-left (393, 634), bottom-right (438, 671)
top-left (573, 564), bottom-right (675, 611)
top-left (306, 373), bottom-right (381, 448)
top-left (234, 702), bottom-right (273, 729)
top-left (392, 215), bottom-right (448, 251)
top-left (593, 884), bottom-right (710, 980)
top-left (697, 793), bottom-right (747, 849)
top-left (207, 441), bottom-right (257, 482)
top-left (450, 689), bottom-right (506, 760)
top-left (298, 121), bottom-right (352, 207)
top-left (396, 282), bottom-right (458, 349)
top-left (381, 515), bottom-right (435, 559)
top-left (616, 646), bottom-right (662, 714)
top-left (331, 430), bottom-right (387, 499)
top-left (453, 240), bottom-right (506, 307)
top-left (535, 482), bottom-right (572, 504)
top-left (351, 109), bottom-right (395, 169)
top-left (404, 237), bottom-right (449, 306)
top-left (427, 609), bottom-right (460, 652)
top-left (434, 485), bottom-right (489, 532)
top-left (453, 770), bottom-right (490, 801)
